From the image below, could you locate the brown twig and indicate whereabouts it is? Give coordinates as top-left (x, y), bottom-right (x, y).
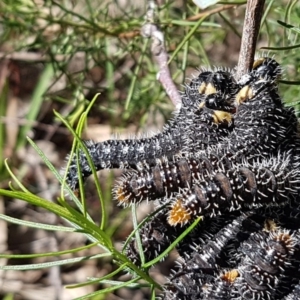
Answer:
top-left (235, 0), bottom-right (266, 80)
top-left (187, 4), bottom-right (237, 21)
top-left (141, 0), bottom-right (182, 109)
top-left (0, 51), bottom-right (68, 62)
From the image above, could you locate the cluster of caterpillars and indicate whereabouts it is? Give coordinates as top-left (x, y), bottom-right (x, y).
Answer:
top-left (162, 209), bottom-right (300, 300)
top-left (64, 57), bottom-right (300, 299)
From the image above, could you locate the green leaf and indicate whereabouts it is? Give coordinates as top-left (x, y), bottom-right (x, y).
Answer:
top-left (0, 253), bottom-right (111, 270)
top-left (0, 187), bottom-right (112, 250)
top-left (0, 213), bottom-right (74, 232)
top-left (260, 43), bottom-right (300, 50)
top-left (73, 277), bottom-right (141, 299)
top-left (277, 20), bottom-right (300, 33)
top-left (0, 242), bottom-right (99, 259)
top-left (67, 263), bottom-right (129, 288)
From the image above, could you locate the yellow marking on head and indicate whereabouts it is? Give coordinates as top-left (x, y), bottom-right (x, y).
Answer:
top-left (253, 57), bottom-right (265, 69)
top-left (236, 85), bottom-right (253, 105)
top-left (198, 82), bottom-right (217, 95)
top-left (168, 199), bottom-right (191, 226)
top-left (212, 110), bottom-right (232, 124)
top-left (221, 269), bottom-right (239, 283)
top-left (198, 82), bottom-right (207, 94)
top-left (205, 83), bottom-right (217, 95)
top-left (199, 101), bottom-right (205, 109)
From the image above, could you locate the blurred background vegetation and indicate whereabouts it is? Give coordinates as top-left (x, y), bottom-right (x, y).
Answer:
top-left (0, 0), bottom-right (299, 299)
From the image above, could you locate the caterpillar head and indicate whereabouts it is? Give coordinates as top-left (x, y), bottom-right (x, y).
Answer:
top-left (236, 57), bottom-right (282, 106)
top-left (252, 57), bottom-right (282, 82)
top-left (235, 76), bottom-right (276, 106)
top-left (238, 57), bottom-right (282, 87)
top-left (187, 70), bottom-right (238, 113)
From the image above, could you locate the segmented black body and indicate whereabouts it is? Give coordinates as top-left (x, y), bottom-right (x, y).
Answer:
top-left (168, 154), bottom-right (299, 225)
top-left (64, 70), bottom-right (238, 190)
top-left (231, 229), bottom-right (299, 300)
top-left (220, 76), bottom-right (298, 158)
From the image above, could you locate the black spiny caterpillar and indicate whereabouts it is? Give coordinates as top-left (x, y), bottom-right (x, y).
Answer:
top-left (114, 64), bottom-right (298, 209)
top-left (63, 69), bottom-right (238, 190)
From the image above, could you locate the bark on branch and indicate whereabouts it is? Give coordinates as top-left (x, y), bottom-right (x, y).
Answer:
top-left (236, 0), bottom-right (266, 80)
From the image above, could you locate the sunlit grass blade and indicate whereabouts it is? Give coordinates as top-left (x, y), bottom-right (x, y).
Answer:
top-left (67, 263), bottom-right (129, 288)
top-left (125, 38), bottom-right (149, 110)
top-left (260, 0), bottom-right (275, 29)
top-left (0, 213), bottom-right (74, 232)
top-left (168, 16), bottom-right (207, 64)
top-left (142, 217), bottom-right (202, 268)
top-left (0, 253), bottom-right (111, 271)
top-left (219, 12), bottom-right (241, 38)
top-left (73, 277), bottom-right (143, 300)
top-left (56, 93), bottom-right (107, 230)
top-left (131, 204), bottom-right (146, 266)
top-left (0, 242), bottom-right (99, 259)
top-left (0, 187), bottom-right (112, 250)
top-left (4, 159), bottom-right (31, 193)
top-left (26, 137), bottom-right (88, 217)
top-left (122, 204), bottom-right (167, 253)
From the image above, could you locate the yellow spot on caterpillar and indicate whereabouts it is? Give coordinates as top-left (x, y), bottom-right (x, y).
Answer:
top-left (264, 219), bottom-right (278, 232)
top-left (212, 110), bottom-right (232, 124)
top-left (221, 269), bottom-right (239, 283)
top-left (275, 231), bottom-right (292, 245)
top-left (199, 101), bottom-right (206, 109)
top-left (198, 82), bottom-right (217, 95)
top-left (116, 186), bottom-right (129, 204)
top-left (236, 85), bottom-right (253, 105)
top-left (168, 199), bottom-right (191, 226)
top-left (253, 58), bottom-right (265, 69)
